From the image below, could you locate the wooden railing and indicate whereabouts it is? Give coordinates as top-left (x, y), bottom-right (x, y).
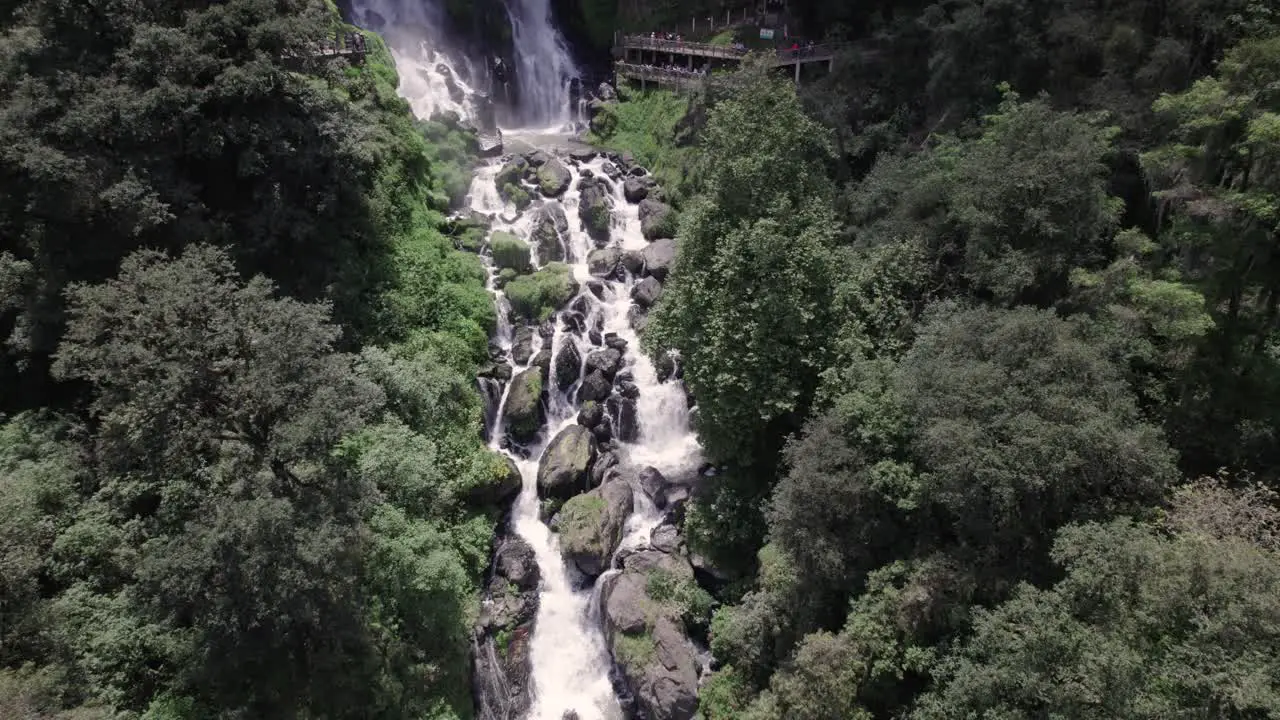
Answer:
top-left (613, 62), bottom-right (717, 91)
top-left (619, 34), bottom-right (841, 64)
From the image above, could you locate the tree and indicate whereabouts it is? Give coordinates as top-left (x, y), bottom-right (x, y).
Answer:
top-left (915, 516), bottom-right (1280, 718)
top-left (50, 244), bottom-right (384, 715)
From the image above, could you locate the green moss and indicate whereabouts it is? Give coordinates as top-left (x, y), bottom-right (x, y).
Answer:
top-left (557, 493), bottom-right (608, 555)
top-left (504, 263), bottom-right (578, 321)
top-left (495, 628), bottom-right (513, 657)
top-left (614, 630), bottom-right (657, 668)
top-left (496, 267), bottom-right (518, 289)
top-left (586, 90), bottom-right (694, 202)
top-left (502, 183), bottom-right (532, 210)
top-left (491, 231), bottom-right (532, 272)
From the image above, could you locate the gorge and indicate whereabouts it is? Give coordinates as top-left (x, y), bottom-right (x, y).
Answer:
top-left (347, 1), bottom-right (709, 717)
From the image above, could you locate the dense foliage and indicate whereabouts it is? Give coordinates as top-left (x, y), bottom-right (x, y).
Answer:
top-left (0, 1), bottom-right (505, 717)
top-left (595, 1), bottom-right (1280, 717)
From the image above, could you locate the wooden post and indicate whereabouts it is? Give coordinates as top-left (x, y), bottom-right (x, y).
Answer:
top-left (794, 61), bottom-right (800, 84)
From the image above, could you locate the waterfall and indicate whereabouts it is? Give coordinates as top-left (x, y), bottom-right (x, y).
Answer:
top-left (502, 0), bottom-right (580, 129)
top-left (347, 0), bottom-right (581, 129)
top-left (467, 150), bottom-right (703, 719)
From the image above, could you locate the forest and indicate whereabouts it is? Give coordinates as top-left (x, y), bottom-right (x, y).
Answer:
top-left (2, 0), bottom-right (1280, 718)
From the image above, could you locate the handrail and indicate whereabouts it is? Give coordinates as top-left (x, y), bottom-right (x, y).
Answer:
top-left (619, 34), bottom-right (841, 62)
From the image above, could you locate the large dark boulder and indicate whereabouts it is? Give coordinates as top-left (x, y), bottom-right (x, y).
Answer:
top-left (531, 202), bottom-right (569, 264)
top-left (607, 395), bottom-right (640, 443)
top-left (474, 533), bottom-right (541, 720)
top-left (468, 454), bottom-right (524, 506)
top-left (631, 276), bottom-right (663, 309)
top-left (503, 368), bottom-right (544, 445)
top-left (642, 238), bottom-right (677, 281)
top-left (554, 340), bottom-right (582, 391)
top-left (537, 425), bottom-right (597, 500)
top-left (578, 370), bottom-right (612, 403)
top-left (623, 177), bottom-right (650, 203)
top-left (537, 157), bottom-right (572, 197)
top-left (495, 155), bottom-right (529, 190)
top-left (578, 176), bottom-right (613, 242)
top-left (639, 198), bottom-right (675, 241)
top-left (585, 348), bottom-right (624, 380)
top-left (600, 551), bottom-right (700, 720)
top-left (512, 325), bottom-right (536, 366)
top-left (587, 247), bottom-right (622, 278)
top-left (551, 479), bottom-right (634, 578)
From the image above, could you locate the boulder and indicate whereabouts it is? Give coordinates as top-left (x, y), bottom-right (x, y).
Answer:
top-left (467, 454), bottom-right (523, 507)
top-left (554, 340), bottom-right (582, 392)
top-left (552, 480), bottom-right (633, 577)
top-left (503, 368), bottom-right (544, 445)
top-left (494, 534), bottom-right (540, 591)
top-left (587, 247), bottom-right (622, 278)
top-left (586, 279), bottom-right (606, 300)
top-left (651, 524), bottom-right (683, 554)
top-left (537, 157), bottom-right (572, 197)
top-left (639, 198), bottom-right (675, 241)
top-left (638, 466), bottom-right (667, 500)
top-left (578, 177), bottom-right (612, 242)
top-left (531, 349), bottom-right (552, 378)
top-left (578, 370), bottom-right (612, 403)
top-left (631, 276), bottom-right (663, 309)
top-left (596, 82), bottom-right (618, 101)
top-left (495, 155), bottom-right (529, 190)
top-left (585, 348), bottom-right (624, 380)
top-left (605, 333), bottom-right (628, 352)
top-left (601, 161), bottom-right (623, 181)
top-left (531, 202), bottom-right (569, 264)
top-left (536, 425), bottom-right (597, 500)
top-left (621, 249), bottom-right (645, 275)
top-left (570, 147), bottom-right (598, 163)
top-left (578, 401), bottom-right (605, 429)
top-left (623, 177), bottom-right (650, 203)
top-left (512, 325), bottom-right (536, 366)
top-left (525, 149), bottom-right (550, 167)
top-left (491, 230), bottom-right (532, 273)
top-left (641, 238), bottom-right (677, 282)
top-left (591, 450), bottom-right (620, 486)
top-left (607, 395), bottom-right (640, 443)
top-left (655, 351), bottom-right (679, 383)
top-left (629, 306), bottom-right (649, 334)
top-left (601, 561), bottom-right (700, 720)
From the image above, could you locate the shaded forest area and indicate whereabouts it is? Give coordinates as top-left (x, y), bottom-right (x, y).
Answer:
top-left (1, 1), bottom-right (510, 718)
top-left (587, 0), bottom-right (1280, 717)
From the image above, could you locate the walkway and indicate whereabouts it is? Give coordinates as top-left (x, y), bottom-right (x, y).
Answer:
top-left (619, 34), bottom-right (840, 67)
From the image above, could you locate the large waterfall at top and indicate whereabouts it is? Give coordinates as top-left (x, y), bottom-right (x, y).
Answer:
top-left (503, 0), bottom-right (580, 128)
top-left (348, 0), bottom-right (579, 129)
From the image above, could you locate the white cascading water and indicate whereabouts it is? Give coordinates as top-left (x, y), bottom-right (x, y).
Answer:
top-left (349, 1), bottom-right (700, 716)
top-left (503, 0), bottom-right (580, 129)
top-left (472, 149), bottom-right (702, 719)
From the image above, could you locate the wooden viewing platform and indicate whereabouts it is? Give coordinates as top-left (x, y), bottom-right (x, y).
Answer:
top-left (280, 33), bottom-right (369, 65)
top-left (619, 34), bottom-right (841, 66)
top-left (614, 62), bottom-right (718, 91)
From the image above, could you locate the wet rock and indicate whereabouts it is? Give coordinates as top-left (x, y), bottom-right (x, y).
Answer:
top-left (591, 450), bottom-right (620, 486)
top-left (512, 325), bottom-right (535, 366)
top-left (601, 161), bottom-right (623, 181)
top-left (578, 176), bottom-right (612, 242)
top-left (578, 370), bottom-right (612, 403)
top-left (554, 340), bottom-right (582, 391)
top-left (503, 368), bottom-right (544, 445)
top-left (628, 165), bottom-right (648, 177)
top-left (655, 351), bottom-right (679, 383)
top-left (607, 395), bottom-right (640, 443)
top-left (619, 381), bottom-right (640, 400)
top-left (537, 425), bottom-right (597, 500)
top-left (539, 319), bottom-right (557, 339)
top-left (531, 202), bottom-right (569, 264)
top-left (632, 276), bottom-right (663, 309)
top-left (585, 348), bottom-right (624, 380)
top-left (494, 534), bottom-right (540, 591)
top-left (642, 238), bottom-right (677, 282)
top-left (537, 157), bottom-right (572, 197)
top-left (525, 149), bottom-right (550, 167)
top-left (596, 82), bottom-right (617, 101)
top-left (621, 249), bottom-right (645, 275)
top-left (580, 168), bottom-right (594, 179)
top-left (587, 247), bottom-right (621, 277)
top-left (552, 479), bottom-right (633, 577)
top-left (651, 524), bottom-right (683, 554)
top-left (623, 177), bottom-right (650, 203)
top-left (531, 349), bottom-right (552, 378)
top-left (571, 146), bottom-right (598, 162)
top-left (468, 454), bottom-right (522, 507)
top-left (629, 306), bottom-right (650, 334)
top-left (600, 561), bottom-right (700, 720)
top-left (589, 329), bottom-right (604, 346)
top-left (593, 421), bottom-right (613, 444)
top-left (578, 400), bottom-right (605, 429)
top-left (638, 466), bottom-right (667, 499)
top-left (639, 198), bottom-right (676, 241)
top-left (604, 333), bottom-right (628, 352)
top-left (495, 155), bottom-right (529, 190)
top-left (563, 712), bottom-right (582, 720)
top-left (586, 279), bottom-right (606, 300)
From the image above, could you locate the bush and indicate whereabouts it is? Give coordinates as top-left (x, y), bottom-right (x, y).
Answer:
top-left (504, 263), bottom-right (578, 321)
top-left (491, 231), bottom-right (532, 273)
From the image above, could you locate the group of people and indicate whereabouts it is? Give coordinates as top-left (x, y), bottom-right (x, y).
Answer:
top-left (624, 62), bottom-right (710, 79)
top-left (317, 32), bottom-right (368, 54)
top-left (648, 30), bottom-right (686, 42)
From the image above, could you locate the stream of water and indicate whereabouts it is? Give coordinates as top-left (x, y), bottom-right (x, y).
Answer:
top-left (348, 2), bottom-right (702, 716)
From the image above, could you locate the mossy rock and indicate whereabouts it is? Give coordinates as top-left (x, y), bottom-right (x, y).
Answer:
top-left (496, 267), bottom-right (518, 289)
top-left (536, 158), bottom-right (571, 197)
top-left (503, 368), bottom-right (544, 444)
top-left (491, 231), bottom-right (532, 273)
top-left (504, 263), bottom-right (579, 322)
top-left (501, 183), bottom-right (532, 210)
top-left (495, 156), bottom-right (529, 188)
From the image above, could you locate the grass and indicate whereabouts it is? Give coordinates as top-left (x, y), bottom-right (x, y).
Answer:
top-left (586, 88), bottom-right (695, 202)
top-left (709, 28), bottom-right (736, 46)
top-left (613, 630), bottom-right (657, 667)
